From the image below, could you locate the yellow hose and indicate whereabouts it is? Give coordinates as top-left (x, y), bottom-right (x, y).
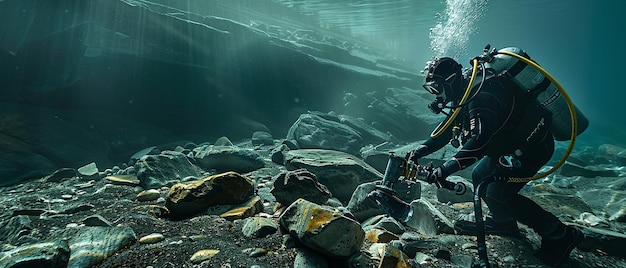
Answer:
top-left (497, 50), bottom-right (578, 182)
top-left (430, 58), bottom-right (480, 138)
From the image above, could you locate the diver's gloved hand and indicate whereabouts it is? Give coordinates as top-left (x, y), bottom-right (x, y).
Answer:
top-left (367, 188), bottom-right (412, 223)
top-left (405, 150), bottom-right (419, 162)
top-left (406, 145), bottom-right (428, 163)
top-left (426, 166), bottom-right (450, 187)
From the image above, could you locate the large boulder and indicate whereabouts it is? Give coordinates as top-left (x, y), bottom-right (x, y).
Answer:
top-left (287, 113), bottom-right (364, 155)
top-left (165, 171), bottom-right (255, 219)
top-left (134, 151), bottom-right (203, 189)
top-left (191, 145), bottom-right (264, 173)
top-left (284, 149), bottom-right (382, 203)
top-left (270, 168), bottom-right (332, 206)
top-left (279, 198), bottom-right (364, 258)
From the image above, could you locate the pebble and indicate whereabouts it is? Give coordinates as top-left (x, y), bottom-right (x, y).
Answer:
top-left (105, 175), bottom-right (141, 186)
top-left (190, 249), bottom-right (220, 264)
top-left (138, 233), bottom-right (165, 244)
top-left (136, 189), bottom-right (161, 202)
top-left (242, 247), bottom-right (269, 258)
top-left (74, 180), bottom-right (95, 189)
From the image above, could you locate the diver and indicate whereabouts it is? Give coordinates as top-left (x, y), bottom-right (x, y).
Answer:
top-left (369, 56), bottom-right (584, 266)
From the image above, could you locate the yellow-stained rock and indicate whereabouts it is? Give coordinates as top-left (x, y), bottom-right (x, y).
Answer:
top-left (279, 198), bottom-right (364, 258)
top-left (138, 233), bottom-right (164, 244)
top-left (165, 171), bottom-right (255, 219)
top-left (378, 244), bottom-right (410, 268)
top-left (220, 196), bottom-right (263, 220)
top-left (190, 249), bottom-right (220, 264)
top-left (132, 205), bottom-right (169, 218)
top-left (365, 228), bottom-right (399, 243)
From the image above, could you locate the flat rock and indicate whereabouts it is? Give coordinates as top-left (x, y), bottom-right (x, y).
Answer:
top-left (191, 145), bottom-right (264, 173)
top-left (50, 226), bottom-right (136, 268)
top-left (0, 240), bottom-right (70, 268)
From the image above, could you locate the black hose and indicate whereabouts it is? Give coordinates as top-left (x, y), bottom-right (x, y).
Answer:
top-left (436, 178), bottom-right (467, 195)
top-left (474, 179), bottom-right (491, 268)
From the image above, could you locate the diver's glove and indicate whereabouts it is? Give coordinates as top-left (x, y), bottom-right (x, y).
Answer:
top-left (406, 145), bottom-right (429, 163)
top-left (425, 166), bottom-right (450, 187)
top-left (367, 187), bottom-right (412, 223)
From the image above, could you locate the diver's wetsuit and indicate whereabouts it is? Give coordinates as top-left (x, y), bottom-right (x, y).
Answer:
top-left (415, 75), bottom-right (562, 236)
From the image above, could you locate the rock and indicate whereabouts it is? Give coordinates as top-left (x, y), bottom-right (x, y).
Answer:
top-left (214, 136), bottom-right (234, 146)
top-left (404, 199), bottom-right (455, 237)
top-left (279, 198), bottom-right (365, 258)
top-left (50, 226), bottom-right (136, 268)
top-left (270, 168), bottom-right (332, 206)
top-left (286, 113), bottom-right (364, 155)
top-left (242, 217), bottom-right (279, 238)
top-left (0, 240), bottom-right (70, 268)
top-left (241, 247), bottom-right (269, 258)
top-left (575, 212), bottom-right (610, 228)
top-left (346, 251), bottom-right (379, 267)
top-left (282, 139), bottom-right (299, 150)
top-left (165, 171), bottom-right (255, 219)
top-left (284, 149), bottom-right (382, 203)
top-left (135, 150), bottom-right (203, 189)
top-left (44, 168), bottom-right (78, 182)
top-left (129, 146), bottom-right (159, 165)
top-left (191, 145), bottom-right (264, 173)
top-left (60, 203), bottom-right (96, 215)
top-left (11, 209), bottom-right (47, 217)
top-left (342, 88), bottom-right (434, 141)
top-left (190, 249), bottom-right (220, 264)
top-left (138, 233), bottom-right (165, 244)
top-left (575, 223), bottom-right (626, 259)
top-left (362, 151), bottom-right (392, 174)
top-left (559, 161), bottom-right (618, 178)
top-left (336, 113), bottom-right (397, 145)
top-left (399, 232), bottom-right (440, 258)
top-left (270, 143), bottom-right (290, 165)
top-left (105, 175), bottom-right (140, 186)
top-left (78, 162), bottom-right (99, 179)
top-left (82, 214), bottom-right (113, 227)
top-left (136, 189), bottom-right (161, 202)
top-left (252, 131), bottom-right (274, 146)
top-left (598, 144), bottom-right (626, 165)
top-left (347, 180), bottom-right (420, 222)
top-left (293, 248), bottom-right (329, 268)
top-left (362, 215), bottom-right (406, 235)
top-left (369, 243), bottom-right (411, 268)
top-left (220, 196), bottom-right (264, 220)
top-left (365, 228), bottom-right (399, 243)
top-left (576, 188), bottom-right (626, 223)
top-left (528, 191), bottom-right (593, 219)
top-left (0, 215), bottom-right (32, 245)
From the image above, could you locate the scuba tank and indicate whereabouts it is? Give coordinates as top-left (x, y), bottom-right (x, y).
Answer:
top-left (477, 46), bottom-right (589, 141)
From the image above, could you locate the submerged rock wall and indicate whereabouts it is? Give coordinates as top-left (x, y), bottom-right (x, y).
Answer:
top-left (0, 0), bottom-right (435, 184)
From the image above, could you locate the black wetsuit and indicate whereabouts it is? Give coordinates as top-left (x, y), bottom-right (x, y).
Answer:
top-left (416, 75), bottom-right (563, 236)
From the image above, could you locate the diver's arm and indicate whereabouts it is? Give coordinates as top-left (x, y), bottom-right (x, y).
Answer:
top-left (408, 124), bottom-right (453, 160)
top-left (440, 93), bottom-right (502, 174)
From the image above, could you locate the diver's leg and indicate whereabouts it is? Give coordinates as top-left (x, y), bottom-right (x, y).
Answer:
top-left (454, 156), bottom-right (520, 236)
